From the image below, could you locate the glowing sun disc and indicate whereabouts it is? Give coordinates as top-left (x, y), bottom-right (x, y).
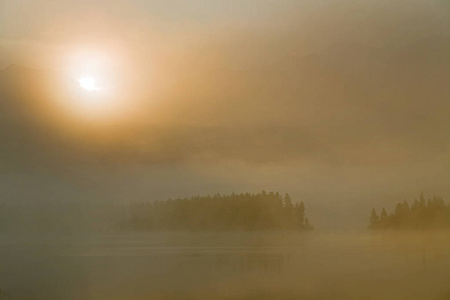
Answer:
top-left (78, 76), bottom-right (99, 91)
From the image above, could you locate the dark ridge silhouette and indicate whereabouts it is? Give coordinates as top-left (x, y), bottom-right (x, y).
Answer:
top-left (368, 193), bottom-right (450, 230)
top-left (129, 191), bottom-right (313, 231)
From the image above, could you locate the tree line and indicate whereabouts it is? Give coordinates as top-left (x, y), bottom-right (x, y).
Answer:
top-left (369, 193), bottom-right (450, 230)
top-left (129, 191), bottom-right (313, 231)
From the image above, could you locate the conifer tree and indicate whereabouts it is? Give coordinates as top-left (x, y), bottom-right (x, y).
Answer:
top-left (369, 208), bottom-right (379, 229)
top-left (368, 194), bottom-right (450, 230)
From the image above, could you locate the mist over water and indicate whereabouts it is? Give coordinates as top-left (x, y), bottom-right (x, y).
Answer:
top-left (1, 0), bottom-right (450, 298)
top-left (1, 231), bottom-right (449, 300)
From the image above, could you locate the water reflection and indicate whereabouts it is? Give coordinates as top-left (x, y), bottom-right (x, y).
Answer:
top-left (0, 231), bottom-right (449, 299)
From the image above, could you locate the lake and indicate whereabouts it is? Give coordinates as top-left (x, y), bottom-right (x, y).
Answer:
top-left (0, 231), bottom-right (449, 299)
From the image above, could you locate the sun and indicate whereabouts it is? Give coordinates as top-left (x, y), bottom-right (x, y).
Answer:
top-left (58, 49), bottom-right (133, 121)
top-left (78, 76), bottom-right (99, 91)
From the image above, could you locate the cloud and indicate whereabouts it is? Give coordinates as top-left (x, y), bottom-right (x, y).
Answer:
top-left (2, 0), bottom-right (450, 170)
top-left (1, 1), bottom-right (450, 224)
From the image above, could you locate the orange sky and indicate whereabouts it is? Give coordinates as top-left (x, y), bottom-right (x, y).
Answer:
top-left (1, 0), bottom-right (450, 227)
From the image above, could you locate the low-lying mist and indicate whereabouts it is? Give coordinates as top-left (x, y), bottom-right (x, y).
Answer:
top-left (1, 0), bottom-right (450, 298)
top-left (0, 230), bottom-right (449, 300)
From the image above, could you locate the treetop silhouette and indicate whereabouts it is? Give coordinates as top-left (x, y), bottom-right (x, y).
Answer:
top-left (129, 191), bottom-right (313, 231)
top-left (369, 194), bottom-right (450, 230)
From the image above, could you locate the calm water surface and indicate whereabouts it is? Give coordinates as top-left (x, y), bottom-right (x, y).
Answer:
top-left (0, 231), bottom-right (449, 299)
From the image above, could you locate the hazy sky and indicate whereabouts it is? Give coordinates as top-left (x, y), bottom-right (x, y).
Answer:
top-left (1, 0), bottom-right (449, 67)
top-left (1, 0), bottom-right (450, 227)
